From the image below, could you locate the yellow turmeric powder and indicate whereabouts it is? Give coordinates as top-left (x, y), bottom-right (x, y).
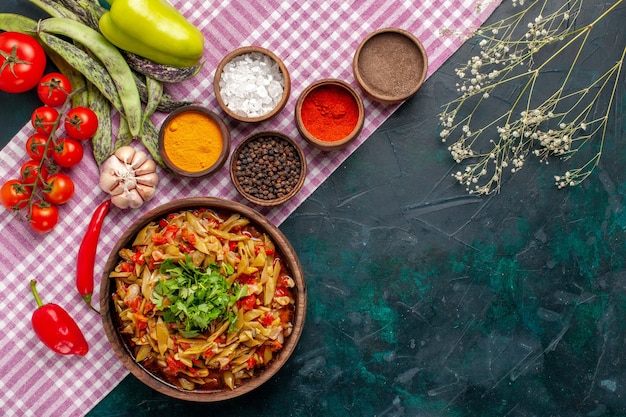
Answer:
top-left (162, 111), bottom-right (223, 172)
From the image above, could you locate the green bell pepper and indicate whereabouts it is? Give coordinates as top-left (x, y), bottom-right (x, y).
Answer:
top-left (99, 0), bottom-right (204, 68)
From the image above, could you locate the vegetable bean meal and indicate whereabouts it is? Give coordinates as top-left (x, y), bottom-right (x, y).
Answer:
top-left (108, 208), bottom-right (297, 391)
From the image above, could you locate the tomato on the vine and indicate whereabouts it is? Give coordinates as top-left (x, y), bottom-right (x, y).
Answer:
top-left (20, 159), bottom-right (48, 185)
top-left (64, 107), bottom-right (98, 140)
top-left (53, 137), bottom-right (83, 168)
top-left (43, 173), bottom-right (74, 205)
top-left (31, 106), bottom-right (59, 135)
top-left (37, 72), bottom-right (72, 107)
top-left (1, 179), bottom-right (32, 210)
top-left (0, 32), bottom-right (47, 93)
top-left (25, 133), bottom-right (54, 161)
top-left (28, 201), bottom-right (59, 233)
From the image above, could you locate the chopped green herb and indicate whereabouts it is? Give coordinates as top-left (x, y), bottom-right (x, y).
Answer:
top-left (153, 256), bottom-right (246, 338)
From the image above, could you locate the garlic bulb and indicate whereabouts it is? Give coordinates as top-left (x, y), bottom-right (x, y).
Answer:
top-left (99, 146), bottom-right (159, 209)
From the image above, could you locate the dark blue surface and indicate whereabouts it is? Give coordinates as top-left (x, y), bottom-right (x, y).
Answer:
top-left (2, 1), bottom-right (625, 415)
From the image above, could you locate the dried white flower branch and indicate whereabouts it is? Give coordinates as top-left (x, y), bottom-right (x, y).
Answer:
top-left (439, 0), bottom-right (625, 195)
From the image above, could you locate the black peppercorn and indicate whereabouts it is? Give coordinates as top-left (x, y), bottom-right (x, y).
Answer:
top-left (232, 134), bottom-right (304, 203)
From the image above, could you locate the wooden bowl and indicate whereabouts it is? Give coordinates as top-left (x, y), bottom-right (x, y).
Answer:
top-left (158, 105), bottom-right (230, 177)
top-left (353, 28), bottom-right (428, 104)
top-left (214, 46), bottom-right (291, 123)
top-left (100, 197), bottom-right (307, 402)
top-left (295, 79), bottom-right (364, 151)
top-left (230, 131), bottom-right (307, 206)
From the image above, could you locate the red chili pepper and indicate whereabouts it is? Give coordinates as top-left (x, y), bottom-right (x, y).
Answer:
top-left (76, 199), bottom-right (111, 312)
top-left (30, 280), bottom-right (88, 356)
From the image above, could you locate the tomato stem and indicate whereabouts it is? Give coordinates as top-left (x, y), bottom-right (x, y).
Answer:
top-left (23, 86), bottom-right (86, 219)
top-left (0, 45), bottom-right (33, 76)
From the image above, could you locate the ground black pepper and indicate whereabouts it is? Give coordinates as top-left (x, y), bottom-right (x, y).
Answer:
top-left (356, 31), bottom-right (425, 98)
top-left (233, 134), bottom-right (303, 202)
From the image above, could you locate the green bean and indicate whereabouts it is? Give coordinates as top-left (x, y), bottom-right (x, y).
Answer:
top-left (27, 0), bottom-right (78, 20)
top-left (0, 13), bottom-right (37, 33)
top-left (55, 0), bottom-right (106, 31)
top-left (114, 118), bottom-right (134, 151)
top-left (140, 118), bottom-right (166, 169)
top-left (125, 51), bottom-right (204, 83)
top-left (156, 98), bottom-right (195, 113)
top-left (70, 77), bottom-right (90, 109)
top-left (143, 75), bottom-right (163, 125)
top-left (132, 71), bottom-right (195, 113)
top-left (155, 96), bottom-right (196, 113)
top-left (38, 18), bottom-right (143, 137)
top-left (88, 82), bottom-right (113, 166)
top-left (38, 32), bottom-right (122, 111)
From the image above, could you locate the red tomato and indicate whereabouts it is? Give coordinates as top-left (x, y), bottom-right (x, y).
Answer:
top-left (43, 173), bottom-right (74, 205)
top-left (25, 133), bottom-right (54, 161)
top-left (29, 201), bottom-right (59, 233)
top-left (260, 312), bottom-right (274, 327)
top-left (237, 295), bottom-right (257, 311)
top-left (31, 106), bottom-right (59, 135)
top-left (0, 179), bottom-right (32, 210)
top-left (64, 107), bottom-right (98, 140)
top-left (37, 72), bottom-right (72, 107)
top-left (20, 159), bottom-right (48, 185)
top-left (53, 137), bottom-right (83, 168)
top-left (0, 32), bottom-right (47, 93)
top-left (274, 286), bottom-right (292, 298)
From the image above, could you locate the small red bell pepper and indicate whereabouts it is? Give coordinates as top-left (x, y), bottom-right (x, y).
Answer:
top-left (30, 280), bottom-right (88, 356)
top-left (76, 199), bottom-right (111, 312)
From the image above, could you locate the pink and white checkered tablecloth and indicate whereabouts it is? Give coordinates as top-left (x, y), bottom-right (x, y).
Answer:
top-left (0, 1), bottom-right (500, 415)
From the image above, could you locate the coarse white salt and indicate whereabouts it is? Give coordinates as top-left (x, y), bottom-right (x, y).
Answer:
top-left (219, 52), bottom-right (285, 118)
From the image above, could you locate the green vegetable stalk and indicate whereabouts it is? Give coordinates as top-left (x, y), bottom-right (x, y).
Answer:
top-left (98, 0), bottom-right (204, 68)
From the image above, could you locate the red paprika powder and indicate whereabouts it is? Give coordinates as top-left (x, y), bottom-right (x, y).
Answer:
top-left (300, 84), bottom-right (359, 142)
